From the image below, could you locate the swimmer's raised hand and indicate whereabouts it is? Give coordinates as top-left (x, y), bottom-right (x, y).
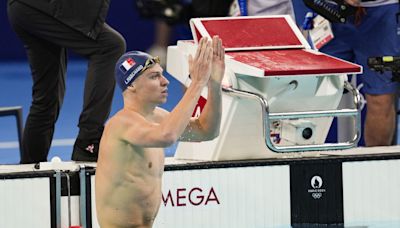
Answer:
top-left (210, 35), bottom-right (225, 85)
top-left (188, 37), bottom-right (213, 86)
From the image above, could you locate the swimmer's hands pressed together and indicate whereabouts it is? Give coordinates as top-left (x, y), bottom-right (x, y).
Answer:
top-left (189, 37), bottom-right (213, 87)
top-left (179, 35), bottom-right (225, 141)
top-left (210, 35), bottom-right (225, 86)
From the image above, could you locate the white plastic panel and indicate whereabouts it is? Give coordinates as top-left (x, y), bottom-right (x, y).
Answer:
top-left (155, 165), bottom-right (291, 228)
top-left (343, 159), bottom-right (400, 227)
top-left (0, 177), bottom-right (51, 228)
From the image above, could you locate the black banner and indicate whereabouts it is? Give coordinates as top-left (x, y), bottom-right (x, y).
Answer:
top-left (290, 161), bottom-right (344, 227)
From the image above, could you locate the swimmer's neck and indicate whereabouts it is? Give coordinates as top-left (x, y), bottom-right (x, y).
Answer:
top-left (123, 100), bottom-right (157, 117)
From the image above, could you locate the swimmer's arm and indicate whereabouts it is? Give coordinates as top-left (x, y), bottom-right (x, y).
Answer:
top-left (122, 38), bottom-right (213, 147)
top-left (179, 82), bottom-right (222, 142)
top-left (180, 36), bottom-right (224, 142)
top-left (121, 82), bottom-right (206, 147)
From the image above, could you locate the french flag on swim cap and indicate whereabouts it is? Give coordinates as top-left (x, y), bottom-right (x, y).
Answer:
top-left (115, 51), bottom-right (154, 91)
top-left (119, 58), bottom-right (135, 73)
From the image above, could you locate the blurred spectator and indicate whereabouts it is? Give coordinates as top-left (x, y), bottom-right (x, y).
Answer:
top-left (136, 0), bottom-right (233, 67)
top-left (7, 0), bottom-right (126, 163)
top-left (147, 20), bottom-right (172, 67)
top-left (294, 0), bottom-right (399, 146)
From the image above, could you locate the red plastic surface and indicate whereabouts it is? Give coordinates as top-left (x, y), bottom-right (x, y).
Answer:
top-left (228, 49), bottom-right (361, 76)
top-left (198, 18), bottom-right (302, 48)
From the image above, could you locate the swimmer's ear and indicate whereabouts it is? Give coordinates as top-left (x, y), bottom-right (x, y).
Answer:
top-left (127, 84), bottom-right (136, 92)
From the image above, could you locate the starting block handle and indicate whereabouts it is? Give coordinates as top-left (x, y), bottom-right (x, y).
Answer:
top-left (222, 80), bottom-right (362, 153)
top-left (269, 109), bottom-right (359, 120)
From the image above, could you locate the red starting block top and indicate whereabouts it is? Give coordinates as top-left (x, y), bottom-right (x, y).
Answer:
top-left (190, 16), bottom-right (362, 75)
top-left (228, 49), bottom-right (362, 76)
top-left (191, 16), bottom-right (308, 51)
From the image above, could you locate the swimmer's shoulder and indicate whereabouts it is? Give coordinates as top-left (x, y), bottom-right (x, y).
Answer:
top-left (105, 109), bottom-right (142, 132)
top-left (154, 107), bottom-right (169, 120)
top-left (106, 107), bottom-right (169, 132)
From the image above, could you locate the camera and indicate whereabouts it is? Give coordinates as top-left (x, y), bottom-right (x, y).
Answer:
top-left (281, 120), bottom-right (316, 145)
top-left (368, 56), bottom-right (400, 82)
top-left (303, 0), bottom-right (356, 23)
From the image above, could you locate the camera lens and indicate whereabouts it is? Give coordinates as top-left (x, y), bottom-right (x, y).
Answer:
top-left (302, 127), bottom-right (313, 140)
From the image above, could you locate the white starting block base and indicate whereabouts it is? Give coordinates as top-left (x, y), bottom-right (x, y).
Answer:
top-left (168, 16), bottom-right (363, 161)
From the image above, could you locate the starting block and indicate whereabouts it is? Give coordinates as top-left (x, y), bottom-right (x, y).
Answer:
top-left (167, 15), bottom-right (363, 161)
